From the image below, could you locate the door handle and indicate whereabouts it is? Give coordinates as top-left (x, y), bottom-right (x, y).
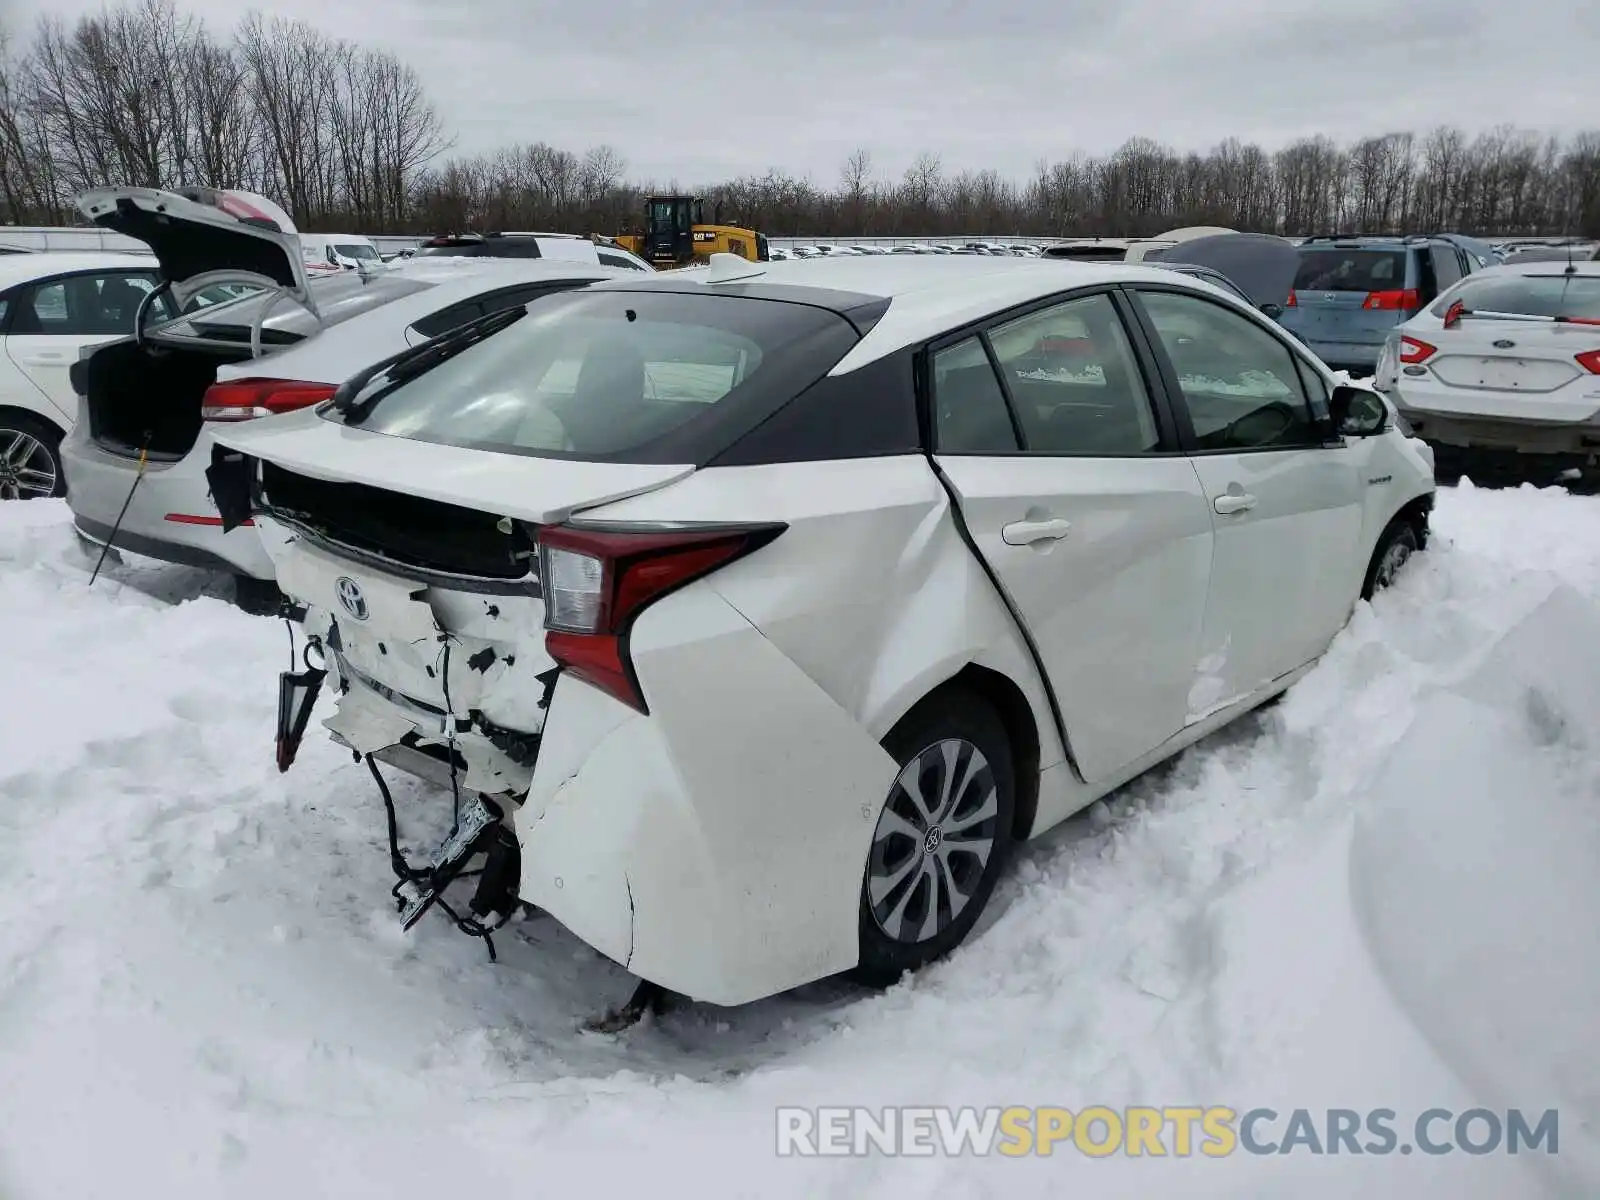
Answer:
top-left (1002, 517), bottom-right (1072, 545)
top-left (1213, 492), bottom-right (1257, 515)
top-left (21, 353), bottom-right (66, 365)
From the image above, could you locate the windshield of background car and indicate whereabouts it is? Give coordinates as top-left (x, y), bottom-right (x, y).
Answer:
top-left (334, 243), bottom-right (380, 261)
top-left (326, 288), bottom-right (861, 463)
top-left (154, 272), bottom-right (436, 342)
top-left (1293, 249), bottom-right (1408, 291)
top-left (1431, 273), bottom-right (1600, 321)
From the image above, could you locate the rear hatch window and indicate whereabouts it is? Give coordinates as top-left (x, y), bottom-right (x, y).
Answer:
top-left (1432, 274), bottom-right (1600, 321)
top-left (325, 288), bottom-right (860, 463)
top-left (1294, 249), bottom-right (1408, 292)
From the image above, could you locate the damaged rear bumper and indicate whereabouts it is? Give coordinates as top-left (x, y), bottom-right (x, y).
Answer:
top-left (260, 517), bottom-right (901, 1007)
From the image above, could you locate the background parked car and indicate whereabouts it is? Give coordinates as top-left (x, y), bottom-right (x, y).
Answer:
top-left (299, 233), bottom-right (385, 273)
top-left (1141, 231), bottom-right (1300, 322)
top-left (412, 232), bottom-right (653, 272)
top-left (1, 250), bottom-right (190, 499)
top-left (63, 185), bottom-right (639, 607)
top-left (1279, 233), bottom-right (1486, 375)
top-left (1373, 260), bottom-right (1600, 486)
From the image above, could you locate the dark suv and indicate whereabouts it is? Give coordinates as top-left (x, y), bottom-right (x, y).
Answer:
top-left (1279, 234), bottom-right (1483, 375)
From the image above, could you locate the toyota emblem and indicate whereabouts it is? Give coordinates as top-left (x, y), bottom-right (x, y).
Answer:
top-left (335, 576), bottom-right (368, 621)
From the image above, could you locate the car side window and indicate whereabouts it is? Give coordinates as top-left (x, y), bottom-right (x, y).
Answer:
top-left (931, 337), bottom-right (1019, 454)
top-left (10, 272), bottom-right (164, 336)
top-left (986, 292), bottom-right (1161, 455)
top-left (1138, 289), bottom-right (1319, 452)
top-left (598, 250), bottom-right (646, 271)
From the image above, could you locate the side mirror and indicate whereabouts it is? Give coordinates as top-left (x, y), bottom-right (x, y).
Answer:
top-left (1330, 384), bottom-right (1387, 437)
top-left (1259, 302), bottom-right (1284, 320)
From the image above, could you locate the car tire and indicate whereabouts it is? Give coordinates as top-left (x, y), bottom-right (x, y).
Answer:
top-left (854, 688), bottom-right (1016, 987)
top-left (1362, 519), bottom-right (1420, 599)
top-left (0, 411), bottom-right (66, 501)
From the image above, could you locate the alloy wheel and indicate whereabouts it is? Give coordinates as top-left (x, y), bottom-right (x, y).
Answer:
top-left (0, 427), bottom-right (58, 500)
top-left (867, 738), bottom-right (1001, 945)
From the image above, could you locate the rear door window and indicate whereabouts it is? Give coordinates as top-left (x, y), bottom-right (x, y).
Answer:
top-left (932, 337), bottom-right (1018, 453)
top-left (1293, 249), bottom-right (1407, 292)
top-left (985, 292), bottom-right (1162, 455)
top-left (11, 271), bottom-right (163, 335)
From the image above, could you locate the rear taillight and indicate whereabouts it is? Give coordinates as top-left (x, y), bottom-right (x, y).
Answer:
top-left (1284, 290), bottom-right (1297, 307)
top-left (1577, 349), bottom-right (1600, 375)
top-left (1442, 300), bottom-right (1464, 328)
top-left (201, 378), bottom-right (337, 422)
top-left (1399, 336), bottom-right (1437, 364)
top-left (538, 523), bottom-right (785, 713)
top-left (1363, 289), bottom-right (1420, 311)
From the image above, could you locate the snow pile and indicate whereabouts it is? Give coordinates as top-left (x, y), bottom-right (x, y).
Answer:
top-left (1, 481), bottom-right (1598, 1198)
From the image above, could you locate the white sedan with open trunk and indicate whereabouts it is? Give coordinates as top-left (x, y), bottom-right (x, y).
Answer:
top-left (61, 187), bottom-right (641, 595)
top-left (207, 253), bottom-right (1436, 1008)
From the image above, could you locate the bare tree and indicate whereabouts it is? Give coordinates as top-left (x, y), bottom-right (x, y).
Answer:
top-left (4, 3), bottom-right (1596, 240)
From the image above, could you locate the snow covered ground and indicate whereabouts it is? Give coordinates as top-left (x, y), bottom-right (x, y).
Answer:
top-left (1, 486), bottom-right (1596, 1199)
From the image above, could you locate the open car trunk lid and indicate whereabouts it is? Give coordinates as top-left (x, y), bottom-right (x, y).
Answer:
top-left (211, 408), bottom-right (694, 527)
top-left (76, 186), bottom-right (318, 316)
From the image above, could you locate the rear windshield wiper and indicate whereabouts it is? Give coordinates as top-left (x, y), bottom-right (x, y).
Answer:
top-left (335, 305), bottom-right (529, 425)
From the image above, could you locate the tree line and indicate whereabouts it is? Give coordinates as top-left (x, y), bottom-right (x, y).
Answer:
top-left (3, 0), bottom-right (1599, 240)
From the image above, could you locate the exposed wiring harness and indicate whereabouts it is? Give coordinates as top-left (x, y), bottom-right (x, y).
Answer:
top-left (366, 754), bottom-right (512, 961)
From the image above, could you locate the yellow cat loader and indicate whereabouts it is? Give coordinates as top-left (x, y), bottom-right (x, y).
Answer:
top-left (610, 195), bottom-right (769, 270)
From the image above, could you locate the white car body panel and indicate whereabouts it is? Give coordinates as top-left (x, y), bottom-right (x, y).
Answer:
top-left (6, 331), bottom-right (102, 424)
top-left (935, 454), bottom-right (1215, 782)
top-left (1187, 448), bottom-right (1364, 708)
top-left (212, 256), bottom-right (1438, 1004)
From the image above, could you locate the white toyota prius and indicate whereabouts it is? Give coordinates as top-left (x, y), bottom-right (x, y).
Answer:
top-left (208, 253), bottom-right (1436, 1008)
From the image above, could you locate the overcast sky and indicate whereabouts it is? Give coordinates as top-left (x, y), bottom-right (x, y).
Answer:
top-left (24, 0), bottom-right (1600, 184)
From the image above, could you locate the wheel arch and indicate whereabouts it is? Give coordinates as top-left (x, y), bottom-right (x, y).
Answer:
top-left (1390, 489), bottom-right (1434, 549)
top-left (883, 663), bottom-right (1042, 845)
top-left (0, 403), bottom-right (67, 440)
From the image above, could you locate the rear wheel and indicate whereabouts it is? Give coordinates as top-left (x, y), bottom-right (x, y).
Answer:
top-left (854, 689), bottom-right (1016, 986)
top-left (0, 412), bottom-right (65, 500)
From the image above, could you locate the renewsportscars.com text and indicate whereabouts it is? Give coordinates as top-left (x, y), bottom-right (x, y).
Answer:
top-left (775, 1105), bottom-right (1561, 1158)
